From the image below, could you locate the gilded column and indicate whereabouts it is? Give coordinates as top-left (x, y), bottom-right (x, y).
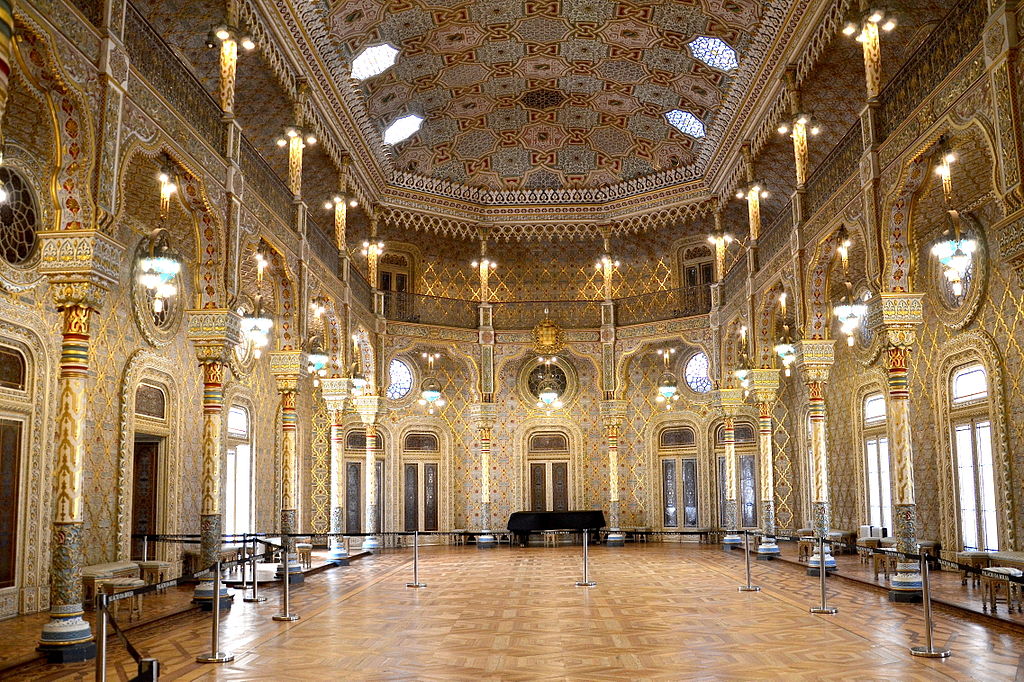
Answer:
top-left (321, 376), bottom-right (351, 563)
top-left (354, 395), bottom-right (382, 550)
top-left (270, 350), bottom-right (306, 582)
top-left (600, 400), bottom-right (626, 545)
top-left (881, 293), bottom-right (925, 602)
top-left (718, 388), bottom-right (744, 547)
top-left (750, 369), bottom-right (781, 557)
top-left (37, 231), bottom-right (123, 662)
top-left (795, 340), bottom-right (836, 574)
top-left (0, 0), bottom-right (13, 146)
top-left (471, 402), bottom-right (497, 546)
top-left (861, 19), bottom-right (881, 100)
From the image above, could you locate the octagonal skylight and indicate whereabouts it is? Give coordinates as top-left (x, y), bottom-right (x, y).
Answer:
top-left (351, 44), bottom-right (399, 81)
top-left (688, 37), bottom-right (739, 72)
top-left (383, 114), bottom-right (424, 145)
top-left (665, 110), bottom-right (706, 138)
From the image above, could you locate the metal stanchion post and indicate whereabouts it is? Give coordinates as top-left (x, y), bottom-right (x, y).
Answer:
top-left (810, 535), bottom-right (838, 615)
top-left (910, 548), bottom-right (951, 658)
top-left (95, 593), bottom-right (108, 682)
top-left (244, 538), bottom-right (266, 603)
top-left (142, 536), bottom-right (148, 563)
top-left (406, 531), bottom-right (427, 588)
top-left (196, 561), bottom-right (234, 663)
top-left (575, 529), bottom-right (596, 587)
top-left (273, 548), bottom-right (300, 622)
top-left (738, 531), bottom-right (761, 592)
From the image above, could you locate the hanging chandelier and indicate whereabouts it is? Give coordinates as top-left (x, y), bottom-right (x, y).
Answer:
top-left (930, 138), bottom-right (977, 298)
top-left (831, 226), bottom-right (866, 347)
top-left (654, 348), bottom-right (679, 409)
top-left (418, 352), bottom-right (446, 413)
top-left (138, 164), bottom-right (182, 314)
top-left (733, 326), bottom-right (752, 395)
top-left (306, 334), bottom-right (329, 387)
top-left (240, 294), bottom-right (273, 358)
top-left (774, 293), bottom-right (797, 376)
top-left (534, 357), bottom-right (564, 410)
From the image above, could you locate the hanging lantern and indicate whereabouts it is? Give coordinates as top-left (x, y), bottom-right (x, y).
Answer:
top-left (774, 342), bottom-right (796, 376)
top-left (654, 348), bottom-right (679, 407)
top-left (240, 296), bottom-right (273, 358)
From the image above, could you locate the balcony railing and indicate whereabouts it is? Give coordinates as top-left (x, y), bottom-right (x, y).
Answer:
top-left (721, 261), bottom-right (748, 307)
top-left (306, 216), bottom-right (339, 276)
top-left (491, 299), bottom-right (604, 330)
top-left (877, 0), bottom-right (987, 140)
top-left (124, 3), bottom-right (225, 155)
top-left (615, 285), bottom-right (711, 326)
top-left (349, 267), bottom-right (374, 313)
top-left (759, 201), bottom-right (792, 266)
top-left (239, 136), bottom-right (294, 227)
top-left (383, 291), bottom-right (478, 329)
top-left (804, 118), bottom-right (862, 219)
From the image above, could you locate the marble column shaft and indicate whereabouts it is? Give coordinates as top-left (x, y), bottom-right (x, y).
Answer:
top-left (329, 414), bottom-right (344, 540)
top-left (806, 379), bottom-right (831, 538)
top-left (723, 415), bottom-right (738, 529)
top-left (757, 401), bottom-right (777, 539)
top-left (886, 344), bottom-right (923, 598)
top-left (199, 361), bottom-right (225, 569)
top-left (364, 422), bottom-right (378, 535)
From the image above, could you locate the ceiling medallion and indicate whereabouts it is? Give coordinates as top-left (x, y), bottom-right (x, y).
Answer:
top-left (533, 311), bottom-right (564, 355)
top-left (519, 89), bottom-right (567, 111)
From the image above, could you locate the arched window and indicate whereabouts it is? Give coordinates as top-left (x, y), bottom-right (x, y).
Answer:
top-left (225, 406), bottom-right (253, 535)
top-left (135, 383), bottom-right (166, 419)
top-left (660, 426), bottom-right (695, 448)
top-left (949, 363), bottom-right (997, 550)
top-left (529, 432), bottom-right (568, 452)
top-left (0, 168), bottom-right (38, 266)
top-left (404, 432), bottom-right (438, 452)
top-left (386, 358), bottom-right (413, 400)
top-left (684, 352), bottom-right (712, 394)
top-left (715, 422), bottom-right (755, 445)
top-left (862, 392), bottom-right (891, 533)
top-left (346, 430), bottom-right (385, 451)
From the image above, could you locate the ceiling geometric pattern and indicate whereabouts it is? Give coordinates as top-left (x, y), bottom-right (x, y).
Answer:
top-left (326, 0), bottom-right (767, 190)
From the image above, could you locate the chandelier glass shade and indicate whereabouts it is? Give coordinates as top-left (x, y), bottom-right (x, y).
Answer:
top-left (240, 313), bottom-right (272, 358)
top-left (138, 253), bottom-right (181, 313)
top-left (833, 300), bottom-right (867, 346)
top-left (931, 236), bottom-right (977, 297)
top-left (774, 342), bottom-right (796, 376)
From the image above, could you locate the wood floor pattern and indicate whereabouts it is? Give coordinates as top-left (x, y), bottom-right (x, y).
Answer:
top-left (8, 545), bottom-right (1024, 680)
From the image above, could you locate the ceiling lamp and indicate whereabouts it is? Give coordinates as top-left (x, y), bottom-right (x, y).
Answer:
top-left (254, 244), bottom-right (269, 282)
top-left (138, 164), bottom-right (182, 314)
top-left (310, 295), bottom-right (327, 319)
top-left (594, 254), bottom-right (620, 270)
top-left (418, 352), bottom-right (446, 413)
top-left (351, 44), bottom-right (399, 81)
top-left (777, 112), bottom-right (821, 138)
top-left (655, 348), bottom-right (680, 409)
top-left (240, 295), bottom-right (273, 359)
top-left (831, 226), bottom-right (866, 347)
top-left (733, 326), bottom-right (752, 395)
top-left (774, 293), bottom-right (796, 376)
top-left (306, 335), bottom-right (329, 387)
top-left (931, 138), bottom-right (976, 298)
top-left (276, 124), bottom-right (317, 148)
top-left (205, 23), bottom-right (255, 51)
top-left (383, 114), bottom-right (424, 146)
top-left (735, 182), bottom-right (769, 201)
top-left (325, 194), bottom-right (358, 211)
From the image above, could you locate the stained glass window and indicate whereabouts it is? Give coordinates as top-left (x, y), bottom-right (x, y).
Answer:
top-left (665, 110), bottom-right (706, 138)
top-left (0, 169), bottom-right (38, 265)
top-left (351, 44), bottom-right (399, 81)
top-left (684, 352), bottom-right (712, 393)
top-left (386, 358), bottom-right (413, 400)
top-left (688, 36), bottom-right (739, 71)
top-left (383, 114), bottom-right (424, 145)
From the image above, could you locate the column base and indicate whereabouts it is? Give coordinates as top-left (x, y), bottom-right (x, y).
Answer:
top-left (275, 559), bottom-right (304, 584)
top-left (38, 612), bottom-right (95, 662)
top-left (889, 566), bottom-right (923, 602)
top-left (806, 551), bottom-right (837, 576)
top-left (722, 534), bottom-right (743, 548)
top-left (605, 530), bottom-right (625, 547)
top-left (328, 545), bottom-right (350, 564)
top-left (476, 532), bottom-right (497, 548)
top-left (756, 538), bottom-right (780, 559)
top-left (361, 536), bottom-right (381, 551)
top-left (192, 581), bottom-right (234, 610)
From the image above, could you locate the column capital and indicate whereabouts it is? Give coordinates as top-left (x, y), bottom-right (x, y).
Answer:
top-left (748, 368), bottom-right (780, 404)
top-left (39, 230), bottom-right (126, 310)
top-left (470, 401), bottom-right (498, 427)
top-left (186, 309), bottom-right (242, 363)
top-left (599, 399), bottom-right (627, 426)
top-left (879, 292), bottom-right (924, 348)
top-left (353, 394), bottom-right (383, 425)
top-left (795, 339), bottom-right (834, 383)
top-left (715, 387), bottom-right (745, 414)
top-left (320, 376), bottom-right (352, 413)
top-left (269, 349), bottom-right (307, 393)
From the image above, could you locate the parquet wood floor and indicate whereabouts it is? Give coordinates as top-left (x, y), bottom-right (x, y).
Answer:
top-left (6, 545), bottom-right (1024, 680)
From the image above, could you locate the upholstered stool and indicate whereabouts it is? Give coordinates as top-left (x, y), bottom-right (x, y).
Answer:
top-left (104, 578), bottom-right (145, 622)
top-left (797, 537), bottom-right (815, 563)
top-left (872, 550), bottom-right (898, 581)
top-left (956, 551), bottom-right (990, 588)
top-left (982, 567), bottom-right (1023, 613)
top-left (296, 543), bottom-right (313, 569)
top-left (857, 537), bottom-right (880, 565)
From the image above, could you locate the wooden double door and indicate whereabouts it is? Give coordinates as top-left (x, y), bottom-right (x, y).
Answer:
top-left (529, 461), bottom-right (569, 512)
top-left (403, 461), bottom-right (439, 532)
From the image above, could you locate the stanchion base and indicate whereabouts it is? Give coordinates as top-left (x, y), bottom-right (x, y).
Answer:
top-left (738, 586), bottom-right (761, 592)
top-left (575, 581), bottom-right (596, 587)
top-left (272, 614), bottom-right (300, 622)
top-left (242, 596), bottom-right (267, 603)
top-left (810, 607), bottom-right (838, 615)
top-left (196, 652), bottom-right (235, 663)
top-left (406, 583), bottom-right (427, 588)
top-left (909, 647), bottom-right (951, 659)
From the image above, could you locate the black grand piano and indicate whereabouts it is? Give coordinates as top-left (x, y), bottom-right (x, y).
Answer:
top-left (507, 510), bottom-right (606, 547)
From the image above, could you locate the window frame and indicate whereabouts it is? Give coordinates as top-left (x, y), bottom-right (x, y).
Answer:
top-left (861, 391), bottom-right (891, 533)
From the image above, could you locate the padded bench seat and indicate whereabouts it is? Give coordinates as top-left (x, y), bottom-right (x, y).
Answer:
top-left (82, 561), bottom-right (139, 610)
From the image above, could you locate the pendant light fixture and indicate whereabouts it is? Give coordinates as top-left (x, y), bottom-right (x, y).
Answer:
top-left (655, 348), bottom-right (680, 409)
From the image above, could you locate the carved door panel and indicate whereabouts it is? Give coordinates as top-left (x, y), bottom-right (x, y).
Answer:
top-left (423, 463), bottom-right (438, 531)
top-left (551, 462), bottom-right (568, 512)
top-left (530, 463), bottom-right (546, 511)
top-left (0, 420), bottom-right (21, 588)
top-left (346, 462), bottom-right (361, 533)
top-left (404, 463), bottom-right (418, 532)
top-left (131, 441), bottom-right (159, 561)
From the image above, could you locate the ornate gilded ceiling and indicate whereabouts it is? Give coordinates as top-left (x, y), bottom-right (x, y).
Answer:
top-left (324, 0), bottom-right (773, 191)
